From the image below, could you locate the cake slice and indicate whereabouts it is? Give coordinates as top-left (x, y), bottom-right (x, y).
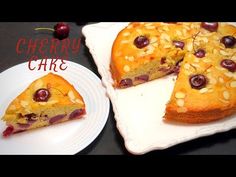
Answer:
top-left (2, 73), bottom-right (86, 137)
top-left (165, 23), bottom-right (236, 123)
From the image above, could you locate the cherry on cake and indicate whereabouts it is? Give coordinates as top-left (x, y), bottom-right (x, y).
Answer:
top-left (111, 22), bottom-right (236, 123)
top-left (2, 73), bottom-right (86, 137)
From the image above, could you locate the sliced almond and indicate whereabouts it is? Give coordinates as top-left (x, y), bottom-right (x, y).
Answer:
top-left (47, 100), bottom-right (59, 105)
top-left (123, 65), bottom-right (130, 72)
top-left (220, 50), bottom-right (229, 56)
top-left (209, 78), bottom-right (217, 85)
top-left (34, 79), bottom-right (43, 91)
top-left (184, 63), bottom-right (190, 70)
top-left (75, 99), bottom-right (84, 105)
top-left (175, 92), bottom-right (186, 99)
top-left (163, 26), bottom-right (169, 31)
top-left (17, 118), bottom-right (27, 124)
top-left (145, 26), bottom-right (155, 29)
top-left (20, 100), bottom-right (29, 108)
top-left (150, 37), bottom-right (158, 43)
top-left (199, 88), bottom-right (208, 93)
top-left (125, 56), bottom-right (134, 62)
top-left (163, 44), bottom-right (172, 49)
top-left (213, 49), bottom-right (218, 55)
top-left (68, 90), bottom-right (75, 100)
top-left (186, 42), bottom-right (193, 51)
top-left (218, 77), bottom-right (224, 84)
top-left (200, 37), bottom-right (208, 43)
top-left (152, 43), bottom-right (158, 47)
top-left (121, 40), bottom-right (129, 44)
top-left (144, 23), bottom-right (153, 27)
top-left (230, 81), bottom-right (236, 88)
top-left (218, 98), bottom-right (229, 104)
top-left (160, 33), bottom-right (170, 42)
top-left (176, 99), bottom-right (184, 107)
top-left (215, 66), bottom-right (226, 71)
top-left (176, 30), bottom-right (182, 36)
top-left (177, 107), bottom-right (187, 113)
top-left (224, 72), bottom-right (234, 78)
top-left (194, 58), bottom-right (200, 63)
top-left (223, 91), bottom-right (230, 100)
top-left (203, 59), bottom-right (211, 63)
top-left (123, 32), bottom-right (130, 36)
top-left (136, 29), bottom-right (142, 34)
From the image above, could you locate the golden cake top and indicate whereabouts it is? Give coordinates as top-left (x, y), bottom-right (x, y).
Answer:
top-left (3, 73), bottom-right (85, 119)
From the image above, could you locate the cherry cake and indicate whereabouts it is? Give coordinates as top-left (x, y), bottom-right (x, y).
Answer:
top-left (2, 73), bottom-right (86, 137)
top-left (111, 22), bottom-right (236, 123)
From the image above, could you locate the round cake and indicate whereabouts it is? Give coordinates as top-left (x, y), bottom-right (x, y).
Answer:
top-left (111, 22), bottom-right (236, 123)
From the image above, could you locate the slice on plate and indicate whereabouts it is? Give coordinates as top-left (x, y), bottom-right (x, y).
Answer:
top-left (2, 73), bottom-right (86, 137)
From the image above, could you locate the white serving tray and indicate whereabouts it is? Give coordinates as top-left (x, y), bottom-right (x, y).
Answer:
top-left (82, 22), bottom-right (236, 154)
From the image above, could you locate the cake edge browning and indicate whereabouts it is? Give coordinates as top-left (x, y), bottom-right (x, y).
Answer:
top-left (164, 106), bottom-right (236, 124)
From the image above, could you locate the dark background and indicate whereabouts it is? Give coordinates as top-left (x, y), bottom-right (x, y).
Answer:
top-left (1, 22), bottom-right (236, 155)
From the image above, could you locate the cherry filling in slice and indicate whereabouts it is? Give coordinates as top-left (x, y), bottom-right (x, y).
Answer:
top-left (119, 78), bottom-right (133, 88)
top-left (2, 126), bottom-right (14, 137)
top-left (69, 109), bottom-right (86, 119)
top-left (49, 114), bottom-right (66, 124)
top-left (134, 75), bottom-right (149, 82)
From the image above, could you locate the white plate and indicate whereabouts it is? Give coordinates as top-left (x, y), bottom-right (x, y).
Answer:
top-left (82, 22), bottom-right (236, 155)
top-left (0, 60), bottom-right (110, 154)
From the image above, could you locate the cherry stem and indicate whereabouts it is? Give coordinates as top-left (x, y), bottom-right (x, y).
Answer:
top-left (203, 64), bottom-right (213, 74)
top-left (35, 28), bottom-right (55, 32)
top-left (192, 31), bottom-right (201, 53)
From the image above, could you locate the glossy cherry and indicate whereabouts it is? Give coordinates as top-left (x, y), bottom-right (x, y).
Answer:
top-left (201, 22), bottom-right (218, 32)
top-left (194, 49), bottom-right (206, 58)
top-left (134, 36), bottom-right (149, 48)
top-left (33, 88), bottom-right (51, 102)
top-left (35, 22), bottom-right (70, 40)
top-left (220, 36), bottom-right (236, 48)
top-left (189, 74), bottom-right (207, 89)
top-left (53, 23), bottom-right (70, 40)
top-left (220, 59), bottom-right (236, 72)
top-left (173, 40), bottom-right (185, 49)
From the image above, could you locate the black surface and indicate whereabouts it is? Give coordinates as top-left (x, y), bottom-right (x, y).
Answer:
top-left (1, 22), bottom-right (236, 155)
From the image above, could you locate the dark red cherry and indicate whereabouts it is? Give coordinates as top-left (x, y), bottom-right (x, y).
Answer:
top-left (69, 109), bottom-right (85, 119)
top-left (54, 22), bottom-right (70, 40)
top-left (201, 22), bottom-right (218, 32)
top-left (134, 36), bottom-right (149, 48)
top-left (2, 126), bottom-right (14, 137)
top-left (220, 36), bottom-right (236, 48)
top-left (119, 78), bottom-right (133, 88)
top-left (194, 49), bottom-right (206, 58)
top-left (49, 114), bottom-right (66, 124)
top-left (189, 74), bottom-right (207, 89)
top-left (25, 113), bottom-right (37, 121)
top-left (135, 75), bottom-right (149, 82)
top-left (33, 88), bottom-right (50, 102)
top-left (220, 59), bottom-right (236, 72)
top-left (173, 40), bottom-right (185, 49)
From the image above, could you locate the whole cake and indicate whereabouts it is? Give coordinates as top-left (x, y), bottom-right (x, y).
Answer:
top-left (111, 22), bottom-right (236, 123)
top-left (2, 73), bottom-right (86, 137)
